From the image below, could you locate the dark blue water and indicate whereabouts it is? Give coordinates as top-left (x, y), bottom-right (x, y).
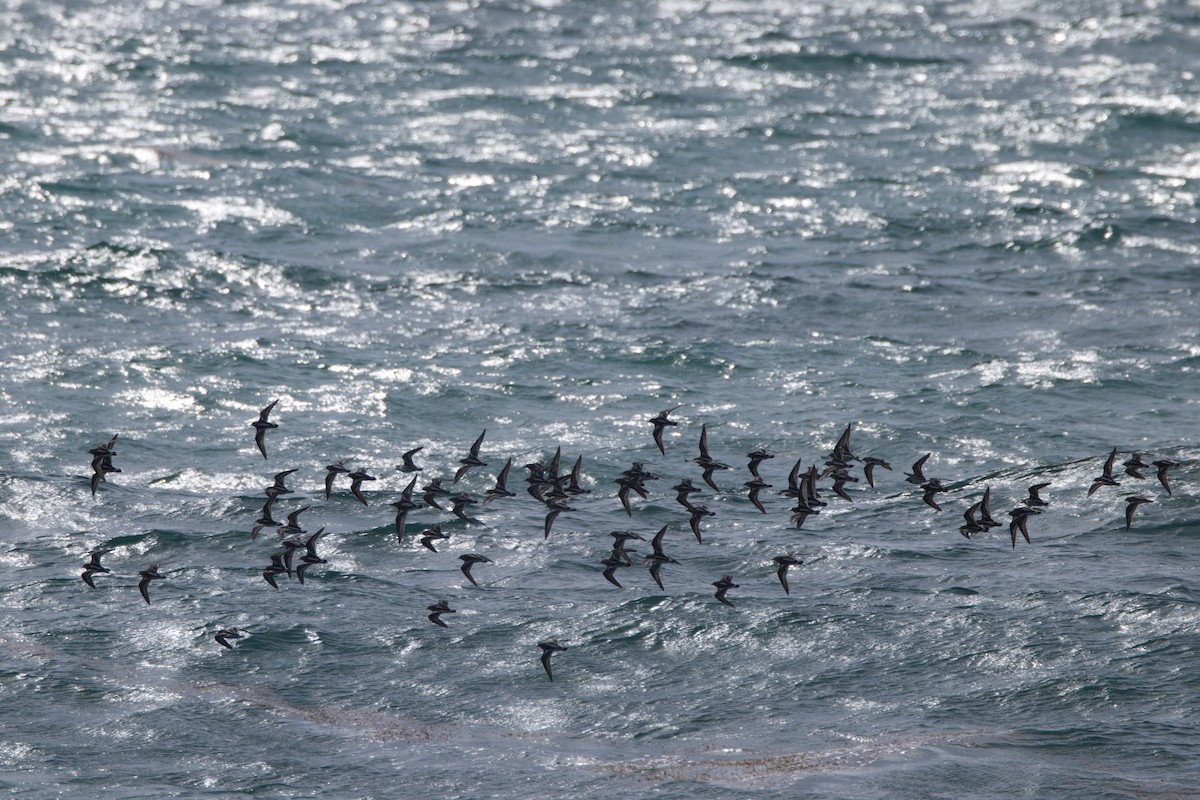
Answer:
top-left (2, 1), bottom-right (1199, 797)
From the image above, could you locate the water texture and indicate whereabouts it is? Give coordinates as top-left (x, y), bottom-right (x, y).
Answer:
top-left (1, 1), bottom-right (1198, 797)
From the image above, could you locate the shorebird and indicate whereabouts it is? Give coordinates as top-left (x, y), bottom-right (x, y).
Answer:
top-left (397, 446), bottom-right (424, 473)
top-left (773, 554), bottom-right (803, 595)
top-left (250, 500), bottom-right (281, 540)
top-left (450, 492), bottom-right (479, 523)
top-left (427, 600), bottom-right (455, 627)
top-left (265, 468), bottom-right (298, 498)
top-left (390, 476), bottom-right (422, 541)
top-left (713, 575), bottom-right (739, 607)
top-left (262, 552), bottom-right (288, 588)
top-left (648, 405), bottom-right (681, 455)
top-left (1087, 448), bottom-right (1121, 497)
top-left (324, 459), bottom-right (350, 499)
top-left (482, 458), bottom-right (515, 505)
top-left (959, 501), bottom-right (985, 539)
top-left (1024, 482), bottom-right (1051, 510)
top-left (251, 400), bottom-right (279, 459)
top-left (1124, 496), bottom-right (1153, 530)
top-left (862, 457), bottom-right (892, 488)
top-left (1008, 508), bottom-right (1033, 549)
top-left (459, 553), bottom-right (492, 587)
top-left (1123, 453), bottom-right (1148, 480)
top-left (978, 486), bottom-right (1002, 530)
top-left (538, 640), bottom-right (567, 682)
top-left (601, 554), bottom-right (626, 588)
top-left (746, 447), bottom-right (774, 478)
top-left (296, 528), bottom-right (327, 584)
top-left (543, 496), bottom-right (573, 538)
top-left (564, 455), bottom-right (590, 496)
top-left (276, 506), bottom-right (310, 539)
top-left (744, 477), bottom-right (771, 514)
top-left (694, 424), bottom-right (731, 492)
top-left (687, 503), bottom-right (715, 543)
top-left (90, 453), bottom-right (121, 496)
top-left (454, 430), bottom-right (487, 483)
top-left (214, 628), bottom-right (244, 649)
top-left (1153, 459), bottom-right (1177, 495)
top-left (906, 453), bottom-right (931, 484)
top-left (348, 468), bottom-right (376, 506)
top-left (643, 525), bottom-right (678, 590)
top-left (921, 478), bottom-right (947, 511)
top-left (422, 477), bottom-right (451, 510)
top-left (419, 524), bottom-right (449, 552)
top-left (137, 563), bottom-right (167, 604)
top-left (81, 548), bottom-right (113, 588)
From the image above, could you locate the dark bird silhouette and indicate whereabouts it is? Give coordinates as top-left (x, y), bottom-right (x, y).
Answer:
top-left (279, 536), bottom-right (305, 577)
top-left (348, 468), bottom-right (376, 506)
top-left (694, 424), bottom-right (731, 492)
top-left (643, 525), bottom-right (678, 590)
top-left (616, 463), bottom-right (657, 516)
top-left (1124, 496), bottom-right (1153, 530)
top-left (538, 640), bottom-right (567, 682)
top-left (921, 478), bottom-right (947, 511)
top-left (390, 476), bottom-right (422, 541)
top-left (687, 503), bottom-right (715, 543)
top-left (81, 548), bottom-right (113, 588)
top-left (422, 477), bottom-right (451, 510)
top-left (397, 446), bottom-right (424, 473)
top-left (137, 563), bottom-right (166, 604)
top-left (543, 496), bottom-right (574, 538)
top-left (459, 553), bottom-right (492, 587)
top-left (1024, 482), bottom-right (1051, 510)
top-left (450, 492), bottom-right (479, 523)
top-left (1153, 459), bottom-right (1177, 496)
top-left (673, 478), bottom-right (701, 509)
top-left (296, 527), bottom-right (327, 584)
top-left (978, 486), bottom-right (1002, 530)
top-left (266, 468), bottom-right (298, 498)
top-left (1087, 448), bottom-right (1121, 497)
top-left (713, 575), bottom-right (739, 607)
top-left (324, 459), bottom-right (350, 499)
top-left (829, 423), bottom-right (857, 465)
top-left (454, 430), bottom-right (487, 484)
top-left (262, 552), bottom-right (288, 588)
top-left (276, 505), bottom-right (310, 539)
top-left (427, 600), bottom-right (455, 627)
top-left (88, 435), bottom-right (120, 495)
top-left (773, 554), bottom-right (803, 595)
top-left (959, 501), bottom-right (985, 539)
top-left (419, 524), bottom-right (449, 552)
top-left (564, 455), bottom-right (590, 496)
top-left (601, 554), bottom-right (626, 588)
top-left (90, 453), bottom-right (121, 496)
top-left (483, 458), bottom-right (516, 506)
top-left (648, 405), bottom-right (681, 455)
top-left (862, 457), bottom-right (892, 488)
top-left (250, 500), bottom-right (281, 540)
top-left (1008, 508), bottom-right (1033, 549)
top-left (746, 448), bottom-right (774, 478)
top-left (214, 628), bottom-right (244, 649)
top-left (906, 453), bottom-right (931, 484)
top-left (251, 399), bottom-right (279, 459)
top-left (744, 477), bottom-right (771, 513)
top-left (1123, 453), bottom-right (1148, 480)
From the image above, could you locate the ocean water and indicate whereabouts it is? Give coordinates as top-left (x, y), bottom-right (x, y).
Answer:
top-left (2, 0), bottom-right (1199, 797)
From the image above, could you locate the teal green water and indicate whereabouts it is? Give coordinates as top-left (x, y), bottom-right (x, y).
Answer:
top-left (1, 1), bottom-right (1198, 797)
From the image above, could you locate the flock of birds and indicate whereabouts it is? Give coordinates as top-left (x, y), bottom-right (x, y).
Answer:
top-left (77, 401), bottom-right (1183, 682)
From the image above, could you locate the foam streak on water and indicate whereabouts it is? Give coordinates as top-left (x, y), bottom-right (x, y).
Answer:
top-left (1, 1), bottom-right (1198, 797)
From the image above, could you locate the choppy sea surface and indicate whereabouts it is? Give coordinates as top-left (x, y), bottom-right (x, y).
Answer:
top-left (2, 1), bottom-right (1199, 797)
